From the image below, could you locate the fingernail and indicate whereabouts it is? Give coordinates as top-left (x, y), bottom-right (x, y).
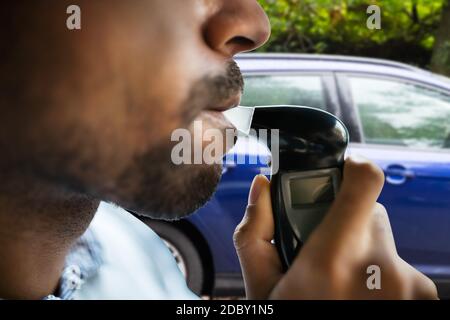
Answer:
top-left (347, 154), bottom-right (369, 164)
top-left (248, 175), bottom-right (263, 205)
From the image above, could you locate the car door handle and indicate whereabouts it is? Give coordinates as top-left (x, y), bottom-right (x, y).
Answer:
top-left (385, 164), bottom-right (415, 185)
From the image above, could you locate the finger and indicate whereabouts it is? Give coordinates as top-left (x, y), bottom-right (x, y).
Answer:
top-left (234, 174), bottom-right (283, 299)
top-left (235, 175), bottom-right (275, 245)
top-left (400, 259), bottom-right (440, 300)
top-left (369, 203), bottom-right (397, 254)
top-left (412, 272), bottom-right (439, 300)
top-left (318, 155), bottom-right (385, 245)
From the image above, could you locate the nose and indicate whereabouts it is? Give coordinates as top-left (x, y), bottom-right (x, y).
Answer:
top-left (203, 0), bottom-right (271, 57)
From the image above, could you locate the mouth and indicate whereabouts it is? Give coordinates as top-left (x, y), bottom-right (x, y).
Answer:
top-left (194, 93), bottom-right (242, 156)
top-left (204, 92), bottom-right (241, 129)
top-left (197, 110), bottom-right (237, 159)
top-left (206, 92), bottom-right (242, 113)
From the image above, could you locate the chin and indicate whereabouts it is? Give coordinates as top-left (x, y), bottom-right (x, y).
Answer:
top-left (115, 162), bottom-right (223, 221)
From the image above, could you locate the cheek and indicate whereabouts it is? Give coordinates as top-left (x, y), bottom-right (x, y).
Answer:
top-left (66, 1), bottom-right (201, 152)
top-left (115, 44), bottom-right (201, 155)
top-left (85, 0), bottom-right (226, 157)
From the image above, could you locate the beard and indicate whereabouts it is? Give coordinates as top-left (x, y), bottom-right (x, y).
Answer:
top-left (118, 146), bottom-right (223, 221)
top-left (115, 60), bottom-right (244, 220)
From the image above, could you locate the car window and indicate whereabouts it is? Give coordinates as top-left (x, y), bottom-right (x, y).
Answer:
top-left (241, 75), bottom-right (327, 110)
top-left (349, 76), bottom-right (450, 149)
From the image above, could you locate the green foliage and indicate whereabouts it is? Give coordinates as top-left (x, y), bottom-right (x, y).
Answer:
top-left (430, 1), bottom-right (450, 76)
top-left (258, 0), bottom-right (447, 67)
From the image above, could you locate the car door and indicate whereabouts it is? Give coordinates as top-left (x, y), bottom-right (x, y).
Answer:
top-left (338, 73), bottom-right (450, 279)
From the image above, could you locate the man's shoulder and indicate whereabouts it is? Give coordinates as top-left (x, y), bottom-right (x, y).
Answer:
top-left (71, 202), bottom-right (198, 300)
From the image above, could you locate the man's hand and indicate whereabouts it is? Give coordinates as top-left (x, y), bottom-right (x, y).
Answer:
top-left (233, 156), bottom-right (438, 300)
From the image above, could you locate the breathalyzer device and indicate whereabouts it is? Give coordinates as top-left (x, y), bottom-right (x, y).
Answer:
top-left (224, 105), bottom-right (349, 270)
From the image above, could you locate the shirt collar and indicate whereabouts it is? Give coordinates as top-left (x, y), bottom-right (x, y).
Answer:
top-left (44, 228), bottom-right (103, 300)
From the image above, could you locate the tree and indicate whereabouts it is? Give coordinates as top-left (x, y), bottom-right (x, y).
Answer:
top-left (257, 0), bottom-right (447, 69)
top-left (430, 0), bottom-right (450, 76)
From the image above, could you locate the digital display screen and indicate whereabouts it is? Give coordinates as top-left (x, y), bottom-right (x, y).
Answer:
top-left (289, 176), bottom-right (335, 206)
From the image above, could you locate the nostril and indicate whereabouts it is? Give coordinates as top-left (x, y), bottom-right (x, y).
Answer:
top-left (226, 36), bottom-right (255, 51)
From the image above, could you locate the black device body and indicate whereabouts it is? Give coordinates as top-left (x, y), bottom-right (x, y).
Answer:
top-left (251, 106), bottom-right (349, 271)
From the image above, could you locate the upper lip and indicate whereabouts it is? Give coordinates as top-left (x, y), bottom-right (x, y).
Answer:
top-left (207, 93), bottom-right (242, 112)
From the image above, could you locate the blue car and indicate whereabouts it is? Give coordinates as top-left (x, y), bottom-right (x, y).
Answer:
top-left (144, 53), bottom-right (450, 297)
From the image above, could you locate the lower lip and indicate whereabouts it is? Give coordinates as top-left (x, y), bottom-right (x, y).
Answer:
top-left (197, 110), bottom-right (238, 154)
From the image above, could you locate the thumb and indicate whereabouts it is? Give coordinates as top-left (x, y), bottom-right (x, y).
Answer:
top-left (233, 175), bottom-right (283, 299)
top-left (317, 155), bottom-right (385, 248)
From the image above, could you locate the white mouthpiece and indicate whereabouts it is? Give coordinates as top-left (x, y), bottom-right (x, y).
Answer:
top-left (222, 106), bottom-right (255, 136)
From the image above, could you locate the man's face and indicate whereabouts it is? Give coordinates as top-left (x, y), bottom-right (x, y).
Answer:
top-left (2, 1), bottom-right (270, 219)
